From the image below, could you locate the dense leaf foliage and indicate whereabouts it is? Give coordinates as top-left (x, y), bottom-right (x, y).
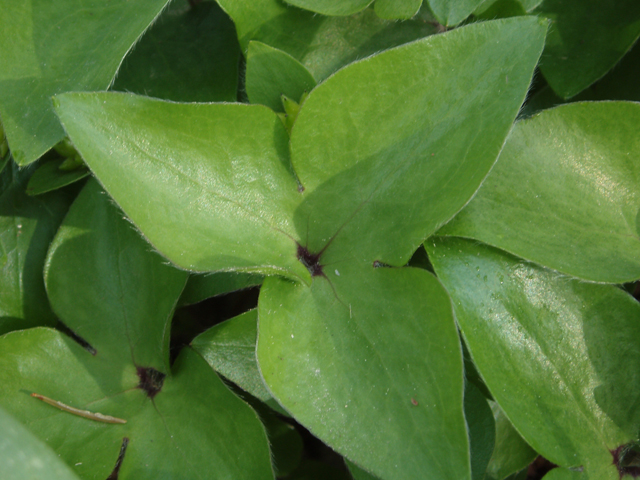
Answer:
top-left (0, 1), bottom-right (638, 479)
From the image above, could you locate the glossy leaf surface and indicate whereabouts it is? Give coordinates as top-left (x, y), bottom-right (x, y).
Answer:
top-left (0, 405), bottom-right (81, 480)
top-left (217, 0), bottom-right (437, 81)
top-left (0, 0), bottom-right (170, 165)
top-left (258, 265), bottom-right (469, 480)
top-left (428, 237), bottom-right (640, 477)
top-left (0, 180), bottom-right (273, 479)
top-left (283, 0), bottom-right (372, 16)
top-left (111, 0), bottom-right (240, 103)
top-left (534, 0), bottom-right (640, 98)
top-left (0, 162), bottom-right (73, 335)
top-left (439, 102), bottom-right (640, 283)
top-left (246, 41), bottom-right (316, 111)
top-left (291, 17), bottom-right (546, 267)
top-left (428, 0), bottom-right (487, 25)
top-left (54, 94), bottom-right (308, 281)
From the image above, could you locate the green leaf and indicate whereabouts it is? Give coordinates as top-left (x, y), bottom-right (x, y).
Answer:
top-left (192, 309), bottom-right (272, 403)
top-left (258, 264), bottom-right (470, 480)
top-left (54, 94), bottom-right (309, 282)
top-left (427, 237), bottom-right (640, 476)
top-left (542, 469), bottom-right (585, 480)
top-left (347, 460), bottom-right (380, 480)
top-left (518, 0), bottom-right (541, 11)
top-left (282, 0), bottom-right (373, 16)
top-left (246, 41), bottom-right (317, 111)
top-left (485, 402), bottom-right (537, 480)
top-left (427, 0), bottom-right (487, 25)
top-left (291, 17), bottom-right (546, 267)
top-left (0, 329), bottom-right (275, 480)
top-left (374, 0), bottom-right (423, 19)
top-left (1, 180), bottom-right (274, 479)
top-left (465, 381), bottom-right (495, 480)
top-left (44, 178), bottom-right (188, 370)
top-left (179, 272), bottom-right (263, 307)
top-left (439, 102), bottom-right (640, 283)
top-left (0, 162), bottom-right (74, 335)
top-left (111, 0), bottom-right (240, 103)
top-left (217, 0), bottom-right (438, 81)
top-left (521, 40), bottom-right (640, 117)
top-left (473, 0), bottom-right (526, 20)
top-left (0, 405), bottom-right (81, 480)
top-left (26, 158), bottom-right (89, 196)
top-left (533, 0), bottom-right (640, 98)
top-left (0, 0), bottom-right (170, 165)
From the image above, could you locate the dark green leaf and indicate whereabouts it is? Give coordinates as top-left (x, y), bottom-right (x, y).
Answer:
top-left (534, 0), bottom-right (640, 98)
top-left (485, 402), bottom-right (537, 480)
top-left (26, 159), bottom-right (89, 196)
top-left (439, 102), bottom-right (640, 283)
top-left (111, 0), bottom-right (240, 102)
top-left (0, 162), bottom-right (73, 335)
top-left (465, 381), bottom-right (495, 480)
top-left (0, 0), bottom-right (170, 165)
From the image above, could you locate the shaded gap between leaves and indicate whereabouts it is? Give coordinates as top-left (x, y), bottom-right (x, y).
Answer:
top-left (56, 321), bottom-right (97, 355)
top-left (106, 437), bottom-right (129, 480)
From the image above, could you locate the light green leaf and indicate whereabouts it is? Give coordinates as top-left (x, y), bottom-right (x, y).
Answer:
top-left (0, 329), bottom-right (274, 480)
top-left (427, 0), bottom-right (487, 25)
top-left (0, 162), bottom-right (74, 335)
top-left (0, 0), bottom-right (170, 165)
top-left (283, 0), bottom-right (373, 16)
top-left (374, 0), bottom-right (423, 19)
top-left (192, 309), bottom-right (272, 403)
top-left (217, 0), bottom-right (438, 81)
top-left (485, 402), bottom-right (537, 480)
top-left (26, 158), bottom-right (89, 196)
top-left (258, 264), bottom-right (470, 480)
top-left (111, 0), bottom-right (240, 102)
top-left (427, 237), bottom-right (640, 476)
top-left (246, 41), bottom-right (316, 111)
top-left (534, 0), bottom-right (640, 98)
top-left (291, 17), bottom-right (546, 267)
top-left (542, 468), bottom-right (585, 480)
top-left (439, 102), bottom-right (640, 283)
top-left (178, 272), bottom-right (263, 307)
top-left (44, 179), bottom-right (188, 370)
top-left (0, 405), bottom-right (81, 480)
top-left (53, 94), bottom-right (308, 282)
